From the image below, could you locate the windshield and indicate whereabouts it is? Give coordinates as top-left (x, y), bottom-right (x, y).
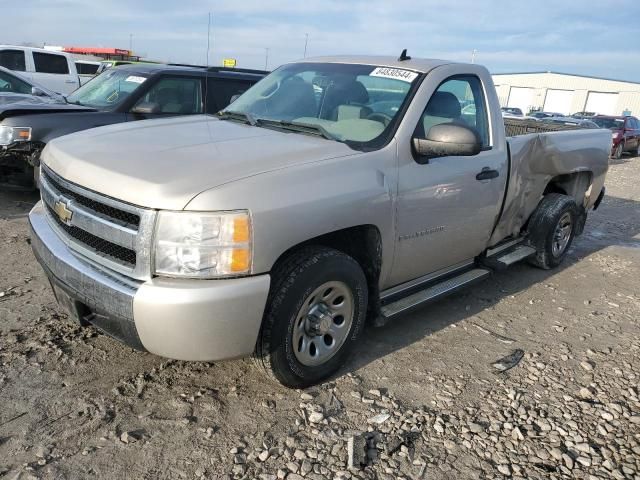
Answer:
top-left (592, 117), bottom-right (625, 130)
top-left (223, 62), bottom-right (420, 147)
top-left (66, 69), bottom-right (149, 108)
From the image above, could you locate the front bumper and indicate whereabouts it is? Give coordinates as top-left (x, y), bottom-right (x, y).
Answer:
top-left (29, 201), bottom-right (271, 361)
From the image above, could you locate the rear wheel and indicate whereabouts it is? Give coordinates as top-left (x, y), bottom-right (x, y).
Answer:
top-left (527, 193), bottom-right (578, 270)
top-left (255, 247), bottom-right (368, 388)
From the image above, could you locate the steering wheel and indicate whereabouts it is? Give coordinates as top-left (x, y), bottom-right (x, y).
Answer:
top-left (106, 90), bottom-right (120, 103)
top-left (366, 112), bottom-right (393, 127)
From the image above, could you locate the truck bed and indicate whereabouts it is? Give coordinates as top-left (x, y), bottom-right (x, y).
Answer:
top-left (489, 120), bottom-right (611, 245)
top-left (504, 118), bottom-right (593, 137)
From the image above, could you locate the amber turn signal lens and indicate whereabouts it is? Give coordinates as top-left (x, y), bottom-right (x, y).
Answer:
top-left (233, 216), bottom-right (250, 243)
top-left (230, 248), bottom-right (250, 272)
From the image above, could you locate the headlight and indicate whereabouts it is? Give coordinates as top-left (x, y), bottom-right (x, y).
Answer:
top-left (153, 210), bottom-right (251, 278)
top-left (0, 126), bottom-right (31, 146)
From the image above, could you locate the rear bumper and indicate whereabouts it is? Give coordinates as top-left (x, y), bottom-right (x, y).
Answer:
top-left (29, 201), bottom-right (271, 361)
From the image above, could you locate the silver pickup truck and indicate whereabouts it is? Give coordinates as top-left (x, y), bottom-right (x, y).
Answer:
top-left (28, 54), bottom-right (609, 388)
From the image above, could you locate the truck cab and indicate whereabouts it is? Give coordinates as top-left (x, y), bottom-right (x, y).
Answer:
top-left (0, 46), bottom-right (80, 94)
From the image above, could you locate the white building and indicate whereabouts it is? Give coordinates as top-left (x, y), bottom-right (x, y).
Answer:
top-left (492, 71), bottom-right (640, 117)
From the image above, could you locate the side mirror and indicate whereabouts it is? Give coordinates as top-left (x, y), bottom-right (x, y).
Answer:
top-left (413, 123), bottom-right (482, 163)
top-left (131, 102), bottom-right (160, 114)
top-left (229, 93), bottom-right (243, 104)
top-left (31, 87), bottom-right (47, 97)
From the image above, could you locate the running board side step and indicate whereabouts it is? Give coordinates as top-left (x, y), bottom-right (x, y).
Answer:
top-left (481, 245), bottom-right (536, 271)
top-left (380, 268), bottom-right (491, 319)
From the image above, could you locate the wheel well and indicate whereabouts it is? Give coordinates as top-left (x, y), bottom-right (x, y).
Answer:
top-left (272, 225), bottom-right (383, 320)
top-left (543, 171), bottom-right (592, 208)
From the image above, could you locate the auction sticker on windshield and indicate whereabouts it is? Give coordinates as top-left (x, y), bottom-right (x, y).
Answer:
top-left (125, 76), bottom-right (146, 84)
top-left (370, 67), bottom-right (418, 83)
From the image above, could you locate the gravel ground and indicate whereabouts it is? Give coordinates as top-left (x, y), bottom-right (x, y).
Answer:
top-left (0, 156), bottom-right (639, 480)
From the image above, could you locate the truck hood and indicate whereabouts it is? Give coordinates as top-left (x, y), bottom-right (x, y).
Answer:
top-left (0, 100), bottom-right (95, 120)
top-left (43, 115), bottom-right (358, 210)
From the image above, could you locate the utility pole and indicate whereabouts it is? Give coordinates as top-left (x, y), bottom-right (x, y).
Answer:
top-left (265, 48), bottom-right (269, 70)
top-left (304, 33), bottom-right (309, 58)
top-left (471, 49), bottom-right (477, 64)
top-left (206, 12), bottom-right (212, 67)
top-left (129, 34), bottom-right (133, 53)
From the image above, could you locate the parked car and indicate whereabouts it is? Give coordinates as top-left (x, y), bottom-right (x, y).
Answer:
top-left (29, 55), bottom-right (609, 388)
top-left (591, 115), bottom-right (640, 159)
top-left (529, 111), bottom-right (563, 120)
top-left (0, 46), bottom-right (81, 94)
top-left (540, 116), bottom-right (599, 128)
top-left (0, 66), bottom-right (65, 105)
top-left (571, 111), bottom-right (597, 119)
top-left (96, 60), bottom-right (158, 75)
top-left (75, 60), bottom-right (101, 85)
top-left (501, 107), bottom-right (524, 117)
top-left (0, 64), bottom-right (266, 187)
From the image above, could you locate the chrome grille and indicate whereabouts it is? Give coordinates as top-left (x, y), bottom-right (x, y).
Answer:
top-left (44, 203), bottom-right (137, 267)
top-left (43, 171), bottom-right (140, 228)
top-left (39, 165), bottom-right (156, 280)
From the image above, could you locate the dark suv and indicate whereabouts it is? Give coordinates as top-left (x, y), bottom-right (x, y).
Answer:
top-left (0, 64), bottom-right (266, 187)
top-left (592, 115), bottom-right (640, 159)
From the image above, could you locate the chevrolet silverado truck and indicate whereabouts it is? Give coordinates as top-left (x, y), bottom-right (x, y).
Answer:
top-left (28, 54), bottom-right (609, 388)
top-left (0, 64), bottom-right (266, 188)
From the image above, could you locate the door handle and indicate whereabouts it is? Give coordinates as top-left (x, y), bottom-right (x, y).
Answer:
top-left (476, 167), bottom-right (499, 181)
top-left (65, 79), bottom-right (77, 84)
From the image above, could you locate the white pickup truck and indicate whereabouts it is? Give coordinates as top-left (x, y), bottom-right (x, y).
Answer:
top-left (29, 54), bottom-right (609, 388)
top-left (0, 46), bottom-right (80, 94)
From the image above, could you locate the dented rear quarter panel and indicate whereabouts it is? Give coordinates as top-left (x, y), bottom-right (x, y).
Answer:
top-left (490, 128), bottom-right (610, 245)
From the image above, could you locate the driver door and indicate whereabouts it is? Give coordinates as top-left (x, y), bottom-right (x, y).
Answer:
top-left (128, 76), bottom-right (204, 121)
top-left (388, 71), bottom-right (508, 287)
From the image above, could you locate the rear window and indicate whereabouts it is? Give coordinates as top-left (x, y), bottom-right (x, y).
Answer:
top-left (33, 52), bottom-right (69, 74)
top-left (0, 49), bottom-right (26, 71)
top-left (592, 117), bottom-right (625, 130)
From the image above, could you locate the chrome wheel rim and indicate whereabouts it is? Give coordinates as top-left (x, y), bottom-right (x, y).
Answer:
top-left (552, 212), bottom-right (573, 257)
top-left (292, 281), bottom-right (354, 367)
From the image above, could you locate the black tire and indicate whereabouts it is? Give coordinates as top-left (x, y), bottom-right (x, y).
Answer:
top-left (255, 246), bottom-right (368, 388)
top-left (612, 142), bottom-right (623, 160)
top-left (527, 193), bottom-right (578, 270)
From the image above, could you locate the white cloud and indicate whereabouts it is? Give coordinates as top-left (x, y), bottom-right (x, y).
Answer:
top-left (2, 0), bottom-right (638, 80)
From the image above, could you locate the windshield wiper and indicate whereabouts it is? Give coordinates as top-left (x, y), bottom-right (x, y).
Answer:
top-left (217, 110), bottom-right (257, 126)
top-left (255, 119), bottom-right (338, 141)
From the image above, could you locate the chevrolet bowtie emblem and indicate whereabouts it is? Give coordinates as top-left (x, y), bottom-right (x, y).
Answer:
top-left (53, 199), bottom-right (73, 224)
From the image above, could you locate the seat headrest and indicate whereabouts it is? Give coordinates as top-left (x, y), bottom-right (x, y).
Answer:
top-left (328, 79), bottom-right (369, 105)
top-left (425, 91), bottom-right (461, 118)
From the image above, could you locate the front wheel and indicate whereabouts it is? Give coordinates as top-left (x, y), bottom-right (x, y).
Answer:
top-left (612, 142), bottom-right (623, 159)
top-left (527, 193), bottom-right (578, 270)
top-left (255, 247), bottom-right (368, 388)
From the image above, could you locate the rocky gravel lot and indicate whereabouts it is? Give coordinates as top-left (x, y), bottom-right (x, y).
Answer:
top-left (1, 156), bottom-right (639, 479)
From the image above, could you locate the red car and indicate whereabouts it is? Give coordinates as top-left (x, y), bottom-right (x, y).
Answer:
top-left (592, 115), bottom-right (640, 159)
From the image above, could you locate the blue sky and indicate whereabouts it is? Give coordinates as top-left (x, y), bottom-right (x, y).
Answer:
top-left (3, 0), bottom-right (639, 81)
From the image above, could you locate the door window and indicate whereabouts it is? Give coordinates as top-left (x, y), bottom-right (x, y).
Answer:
top-left (207, 78), bottom-right (255, 112)
top-left (33, 52), bottom-right (69, 74)
top-left (76, 62), bottom-right (99, 75)
top-left (0, 70), bottom-right (31, 94)
top-left (0, 50), bottom-right (26, 71)
top-left (416, 75), bottom-right (490, 147)
top-left (133, 76), bottom-right (203, 114)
